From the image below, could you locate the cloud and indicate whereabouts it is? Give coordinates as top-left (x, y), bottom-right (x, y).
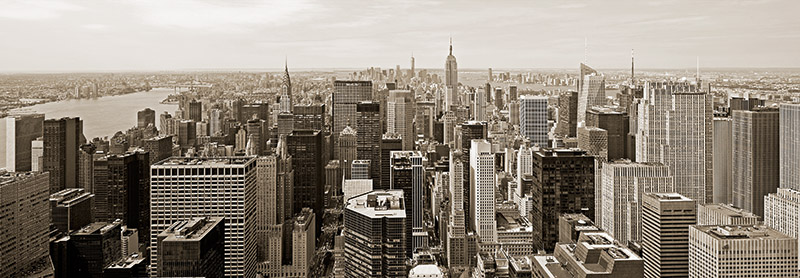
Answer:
top-left (123, 0), bottom-right (315, 32)
top-left (82, 23), bottom-right (109, 30)
top-left (0, 0), bottom-right (83, 20)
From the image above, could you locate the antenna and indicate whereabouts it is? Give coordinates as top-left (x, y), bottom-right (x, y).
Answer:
top-left (584, 37), bottom-right (588, 64)
top-left (631, 49), bottom-right (635, 85)
top-left (696, 56), bottom-right (700, 85)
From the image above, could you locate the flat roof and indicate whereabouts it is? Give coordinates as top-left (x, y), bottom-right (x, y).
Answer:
top-left (346, 190), bottom-right (406, 219)
top-left (153, 156), bottom-right (255, 167)
top-left (700, 203), bottom-right (758, 218)
top-left (648, 192), bottom-right (692, 201)
top-left (695, 225), bottom-right (793, 240)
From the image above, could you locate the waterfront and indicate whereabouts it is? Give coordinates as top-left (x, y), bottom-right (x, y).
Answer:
top-left (11, 88), bottom-right (178, 139)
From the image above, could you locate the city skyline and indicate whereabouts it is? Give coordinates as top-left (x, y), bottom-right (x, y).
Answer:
top-left (2, 0), bottom-right (800, 72)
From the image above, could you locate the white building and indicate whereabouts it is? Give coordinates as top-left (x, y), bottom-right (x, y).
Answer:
top-left (780, 103), bottom-right (800, 191)
top-left (764, 188), bottom-right (800, 269)
top-left (343, 179), bottom-right (373, 207)
top-left (697, 203), bottom-right (759, 226)
top-left (471, 140), bottom-right (496, 244)
top-left (387, 90), bottom-right (415, 150)
top-left (689, 225), bottom-right (799, 278)
top-left (409, 264), bottom-right (444, 278)
top-left (642, 192), bottom-right (696, 278)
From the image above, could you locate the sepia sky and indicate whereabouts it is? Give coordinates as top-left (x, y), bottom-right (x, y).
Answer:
top-left (1, 0), bottom-right (799, 72)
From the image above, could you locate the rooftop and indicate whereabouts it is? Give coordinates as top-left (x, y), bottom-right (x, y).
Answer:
top-left (346, 190), bottom-right (406, 219)
top-left (648, 192), bottom-right (692, 202)
top-left (699, 203), bottom-right (759, 219)
top-left (160, 217), bottom-right (224, 241)
top-left (153, 156), bottom-right (255, 167)
top-left (73, 221), bottom-right (120, 236)
top-left (696, 225), bottom-right (793, 240)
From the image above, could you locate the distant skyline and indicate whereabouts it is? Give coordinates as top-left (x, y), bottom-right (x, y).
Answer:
top-left (2, 0), bottom-right (799, 72)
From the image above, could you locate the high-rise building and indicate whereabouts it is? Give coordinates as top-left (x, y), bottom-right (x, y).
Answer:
top-left (277, 112), bottom-right (294, 137)
top-left (689, 225), bottom-right (799, 278)
top-left (713, 116), bottom-right (732, 204)
top-left (474, 89), bottom-right (487, 121)
top-left (380, 133), bottom-right (402, 190)
top-left (555, 91), bottom-right (578, 138)
top-left (43, 117), bottom-right (84, 193)
top-left (471, 140), bottom-right (496, 245)
top-left (287, 130), bottom-right (325, 233)
top-left (534, 231), bottom-right (644, 277)
top-left (558, 213), bottom-right (601, 244)
top-left (531, 149), bottom-right (595, 251)
top-left (293, 104), bottom-right (325, 131)
top-left (0, 113), bottom-right (44, 172)
top-left (246, 118), bottom-right (265, 156)
top-left (157, 217), bottom-right (225, 278)
top-left (445, 39), bottom-right (458, 91)
top-left (577, 64), bottom-right (605, 125)
top-left (730, 97), bottom-right (765, 111)
top-left (390, 151), bottom-right (426, 254)
top-left (780, 103), bottom-right (800, 191)
top-left (150, 157), bottom-right (257, 278)
top-left (494, 87), bottom-right (505, 109)
top-left (764, 188), bottom-right (800, 261)
top-left (188, 99), bottom-right (203, 122)
top-left (696, 203), bottom-right (759, 225)
top-left (209, 108), bottom-right (223, 135)
top-left (177, 119), bottom-right (196, 153)
top-left (387, 90), bottom-right (415, 150)
top-left (333, 80), bottom-right (373, 158)
top-left (447, 150), bottom-right (469, 268)
top-left (69, 221), bottom-right (123, 278)
top-left (137, 108), bottom-right (156, 128)
top-left (0, 172), bottom-right (51, 277)
top-left (641, 192), bottom-right (696, 278)
top-left (50, 188), bottom-right (94, 235)
top-left (159, 111), bottom-right (175, 135)
top-left (585, 106), bottom-right (628, 160)
top-left (519, 95), bottom-right (548, 147)
top-left (78, 143), bottom-right (95, 192)
top-left (356, 102), bottom-right (381, 183)
top-left (339, 126), bottom-right (357, 180)
top-left (93, 151), bottom-right (150, 244)
top-left (635, 81), bottom-right (713, 203)
top-left (600, 161), bottom-right (673, 245)
top-left (31, 138), bottom-right (43, 172)
top-left (343, 190), bottom-right (407, 278)
top-left (279, 62), bottom-right (293, 113)
top-left (350, 160), bottom-right (370, 180)
top-left (732, 107), bottom-right (779, 217)
top-left (142, 135), bottom-right (173, 165)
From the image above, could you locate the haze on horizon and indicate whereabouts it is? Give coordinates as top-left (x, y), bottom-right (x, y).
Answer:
top-left (1, 0), bottom-right (799, 72)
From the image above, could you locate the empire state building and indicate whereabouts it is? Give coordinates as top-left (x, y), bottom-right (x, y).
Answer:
top-left (445, 38), bottom-right (458, 89)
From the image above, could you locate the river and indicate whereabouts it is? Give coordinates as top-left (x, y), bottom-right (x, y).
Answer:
top-left (11, 88), bottom-right (179, 139)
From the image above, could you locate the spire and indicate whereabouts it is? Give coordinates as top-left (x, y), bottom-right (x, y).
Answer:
top-left (449, 37), bottom-right (453, 56)
top-left (696, 56), bottom-right (700, 85)
top-left (631, 49), bottom-right (635, 85)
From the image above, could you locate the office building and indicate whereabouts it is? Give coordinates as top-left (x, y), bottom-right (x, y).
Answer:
top-left (558, 213), bottom-right (601, 244)
top-left (78, 143), bottom-right (95, 192)
top-left (344, 190), bottom-right (407, 277)
top-left (287, 130), bottom-right (325, 232)
top-left (177, 119), bottom-right (196, 153)
top-left (447, 150), bottom-right (469, 268)
top-left (103, 254), bottom-right (148, 278)
top-left (555, 90), bottom-right (578, 138)
top-left (531, 149), bottom-right (595, 251)
top-left (246, 118), bottom-right (266, 156)
top-left (764, 188), bottom-right (800, 267)
top-left (713, 116), bottom-right (732, 204)
top-left (279, 62), bottom-right (293, 113)
top-left (641, 192), bottom-right (696, 278)
top-left (585, 106), bottom-right (628, 160)
top-left (351, 160), bottom-right (370, 180)
top-left (142, 135), bottom-right (173, 165)
top-left (343, 179), bottom-right (373, 205)
top-left (0, 172), bottom-right (51, 277)
top-left (730, 97), bottom-right (765, 111)
top-left (0, 113), bottom-right (44, 172)
top-left (689, 225), bottom-right (799, 278)
top-left (70, 221), bottom-right (123, 278)
top-left (471, 140), bottom-right (496, 244)
top-left (43, 117), bottom-right (84, 193)
top-left (459, 121), bottom-right (487, 231)
top-left (150, 157), bottom-right (257, 278)
top-left (277, 112), bottom-right (294, 137)
top-left (577, 64), bottom-right (605, 125)
top-left (388, 89), bottom-right (415, 150)
top-left (732, 107), bottom-right (779, 217)
top-left (696, 203), bottom-right (759, 225)
top-left (188, 99), bottom-right (202, 122)
top-left (333, 80), bottom-right (373, 158)
top-left (380, 133), bottom-right (402, 189)
top-left (533, 231), bottom-right (644, 278)
top-left (474, 89), bottom-right (486, 121)
top-left (31, 138), bottom-right (43, 172)
top-left (93, 151), bottom-right (150, 244)
top-left (257, 208), bottom-right (316, 278)
top-left (635, 81), bottom-right (713, 203)
top-left (356, 101), bottom-right (382, 182)
top-left (137, 108), bottom-right (155, 128)
top-left (339, 126), bottom-right (357, 179)
top-left (780, 103), bottom-right (800, 190)
top-left (601, 161), bottom-right (673, 245)
top-left (390, 151), bottom-right (426, 254)
top-left (519, 95), bottom-right (548, 147)
top-left (50, 188), bottom-right (94, 235)
top-left (157, 217), bottom-right (225, 278)
top-left (293, 104), bottom-right (325, 131)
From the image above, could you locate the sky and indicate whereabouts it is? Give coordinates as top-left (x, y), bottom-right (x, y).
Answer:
top-left (1, 0), bottom-right (798, 72)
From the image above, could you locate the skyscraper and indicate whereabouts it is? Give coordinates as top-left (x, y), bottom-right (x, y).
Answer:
top-left (356, 101), bottom-right (381, 183)
top-left (188, 99), bottom-right (202, 122)
top-left (460, 121), bottom-right (487, 231)
top-left (780, 103), bottom-right (800, 191)
top-left (577, 63), bottom-right (605, 125)
top-left (0, 172), bottom-right (51, 277)
top-left (473, 89), bottom-right (486, 121)
top-left (343, 190), bottom-right (407, 278)
top-left (519, 95), bottom-right (548, 147)
top-left (69, 221), bottom-right (123, 278)
top-left (43, 117), bottom-right (84, 193)
top-left (50, 188), bottom-right (94, 235)
top-left (279, 61), bottom-right (293, 113)
top-left (530, 149), bottom-right (595, 251)
top-left (390, 151), bottom-right (426, 255)
top-left (339, 126), bottom-right (357, 180)
top-left (380, 133), bottom-right (402, 189)
top-left (93, 151), bottom-right (150, 244)
top-left (447, 150), bottom-right (468, 268)
top-left (641, 192), bottom-right (696, 278)
top-left (293, 104), bottom-right (325, 131)
top-left (142, 135), bottom-right (173, 165)
top-left (177, 119), bottom-right (196, 154)
top-left (732, 107), bottom-right (779, 217)
top-left (763, 187), bottom-right (800, 269)
top-left (600, 161), bottom-right (673, 245)
top-left (333, 80), bottom-right (373, 158)
top-left (157, 217), bottom-right (225, 278)
top-left (150, 157), bottom-right (257, 278)
top-left (689, 225), bottom-right (799, 278)
top-left (585, 106), bottom-right (628, 160)
top-left (445, 38), bottom-right (458, 90)
top-left (713, 116), bottom-right (732, 204)
top-left (471, 140), bottom-right (496, 244)
top-left (287, 130), bottom-right (325, 233)
top-left (555, 91), bottom-right (578, 138)
top-left (696, 203), bottom-right (759, 225)
top-left (137, 108), bottom-right (156, 128)
top-left (387, 90), bottom-right (415, 150)
top-left (636, 81), bottom-right (713, 204)
top-left (0, 113), bottom-right (44, 172)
